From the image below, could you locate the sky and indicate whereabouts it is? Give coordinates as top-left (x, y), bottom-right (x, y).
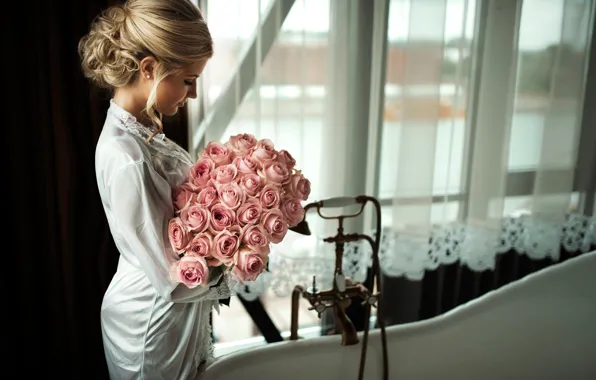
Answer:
top-left (205, 0), bottom-right (577, 51)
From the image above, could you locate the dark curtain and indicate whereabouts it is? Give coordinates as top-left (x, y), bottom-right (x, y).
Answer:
top-left (418, 247), bottom-right (591, 319)
top-left (6, 1), bottom-right (188, 378)
top-left (381, 246), bottom-right (594, 326)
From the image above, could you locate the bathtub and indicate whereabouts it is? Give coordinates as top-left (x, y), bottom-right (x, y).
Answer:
top-left (201, 250), bottom-right (596, 380)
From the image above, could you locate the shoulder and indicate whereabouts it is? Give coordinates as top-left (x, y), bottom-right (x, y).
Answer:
top-left (98, 114), bottom-right (149, 158)
top-left (95, 120), bottom-right (151, 188)
top-left (96, 133), bottom-right (174, 204)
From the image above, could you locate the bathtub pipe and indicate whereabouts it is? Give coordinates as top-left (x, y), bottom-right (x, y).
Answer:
top-left (290, 285), bottom-right (305, 341)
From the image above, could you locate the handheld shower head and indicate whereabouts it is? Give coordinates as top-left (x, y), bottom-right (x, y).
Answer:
top-left (289, 219), bottom-right (311, 236)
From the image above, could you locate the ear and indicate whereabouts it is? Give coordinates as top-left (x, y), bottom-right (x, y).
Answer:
top-left (140, 56), bottom-right (157, 79)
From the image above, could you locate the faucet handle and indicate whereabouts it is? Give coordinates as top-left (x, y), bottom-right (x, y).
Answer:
top-left (361, 292), bottom-right (380, 308)
top-left (308, 301), bottom-right (328, 318)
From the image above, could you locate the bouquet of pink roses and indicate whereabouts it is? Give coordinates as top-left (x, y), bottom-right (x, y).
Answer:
top-left (167, 133), bottom-right (311, 288)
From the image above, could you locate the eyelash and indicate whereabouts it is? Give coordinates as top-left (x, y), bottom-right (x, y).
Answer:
top-left (184, 80), bottom-right (194, 85)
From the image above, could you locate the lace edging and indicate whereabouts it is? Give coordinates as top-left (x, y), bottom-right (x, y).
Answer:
top-left (108, 101), bottom-right (193, 165)
top-left (379, 213), bottom-right (596, 279)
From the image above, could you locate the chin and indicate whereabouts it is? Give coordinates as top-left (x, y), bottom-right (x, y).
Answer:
top-left (159, 107), bottom-right (179, 117)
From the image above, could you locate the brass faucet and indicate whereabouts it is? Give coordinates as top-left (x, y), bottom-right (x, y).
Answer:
top-left (289, 231), bottom-right (380, 346)
top-left (288, 196), bottom-right (388, 380)
top-left (290, 276), bottom-right (379, 345)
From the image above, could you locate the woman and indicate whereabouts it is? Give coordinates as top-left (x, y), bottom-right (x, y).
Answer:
top-left (78, 1), bottom-right (230, 378)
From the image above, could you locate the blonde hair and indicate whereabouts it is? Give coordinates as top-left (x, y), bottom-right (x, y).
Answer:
top-left (78, 0), bottom-right (213, 141)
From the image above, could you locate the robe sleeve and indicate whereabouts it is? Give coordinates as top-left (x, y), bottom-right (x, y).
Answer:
top-left (108, 161), bottom-right (230, 303)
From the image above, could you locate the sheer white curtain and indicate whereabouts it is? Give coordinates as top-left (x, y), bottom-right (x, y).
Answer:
top-left (194, 0), bottom-right (330, 202)
top-left (379, 0), bottom-right (596, 279)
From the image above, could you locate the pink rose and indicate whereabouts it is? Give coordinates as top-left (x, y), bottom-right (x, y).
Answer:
top-left (258, 161), bottom-right (290, 186)
top-left (251, 139), bottom-right (277, 165)
top-left (218, 182), bottom-right (246, 210)
top-left (233, 155), bottom-right (261, 174)
top-left (202, 141), bottom-right (232, 167)
top-left (242, 224), bottom-right (269, 248)
top-left (281, 197), bottom-right (305, 227)
top-left (261, 209), bottom-right (288, 244)
top-left (186, 233), bottom-right (213, 258)
top-left (209, 203), bottom-right (236, 233)
top-left (284, 172), bottom-right (311, 201)
top-left (227, 133), bottom-right (258, 155)
top-left (188, 158), bottom-right (215, 188)
top-left (196, 184), bottom-right (218, 208)
top-left (211, 164), bottom-right (238, 184)
top-left (168, 217), bottom-right (190, 253)
top-left (212, 226), bottom-right (242, 266)
top-left (236, 198), bottom-right (263, 226)
top-left (232, 246), bottom-right (268, 283)
top-left (259, 184), bottom-right (281, 209)
top-left (180, 204), bottom-right (210, 232)
top-left (238, 173), bottom-right (263, 197)
top-left (171, 256), bottom-right (209, 288)
top-left (172, 184), bottom-right (196, 213)
top-left (276, 149), bottom-right (296, 172)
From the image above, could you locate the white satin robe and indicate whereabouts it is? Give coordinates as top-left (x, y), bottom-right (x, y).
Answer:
top-left (96, 100), bottom-right (232, 380)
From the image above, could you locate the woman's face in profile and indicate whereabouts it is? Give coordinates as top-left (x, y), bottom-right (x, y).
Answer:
top-left (154, 58), bottom-right (208, 116)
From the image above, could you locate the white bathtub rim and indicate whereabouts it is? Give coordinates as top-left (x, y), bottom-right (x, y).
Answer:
top-left (207, 249), bottom-right (596, 368)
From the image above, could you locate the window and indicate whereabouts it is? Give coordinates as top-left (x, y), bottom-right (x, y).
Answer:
top-left (192, 0), bottom-right (594, 349)
top-left (378, 0), bottom-right (588, 225)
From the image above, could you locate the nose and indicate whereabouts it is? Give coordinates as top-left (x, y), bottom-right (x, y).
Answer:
top-left (188, 82), bottom-right (198, 99)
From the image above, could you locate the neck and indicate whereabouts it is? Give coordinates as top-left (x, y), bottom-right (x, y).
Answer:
top-left (112, 88), bottom-right (153, 127)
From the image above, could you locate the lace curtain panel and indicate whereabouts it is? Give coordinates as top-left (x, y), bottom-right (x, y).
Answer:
top-left (200, 0), bottom-right (596, 300)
